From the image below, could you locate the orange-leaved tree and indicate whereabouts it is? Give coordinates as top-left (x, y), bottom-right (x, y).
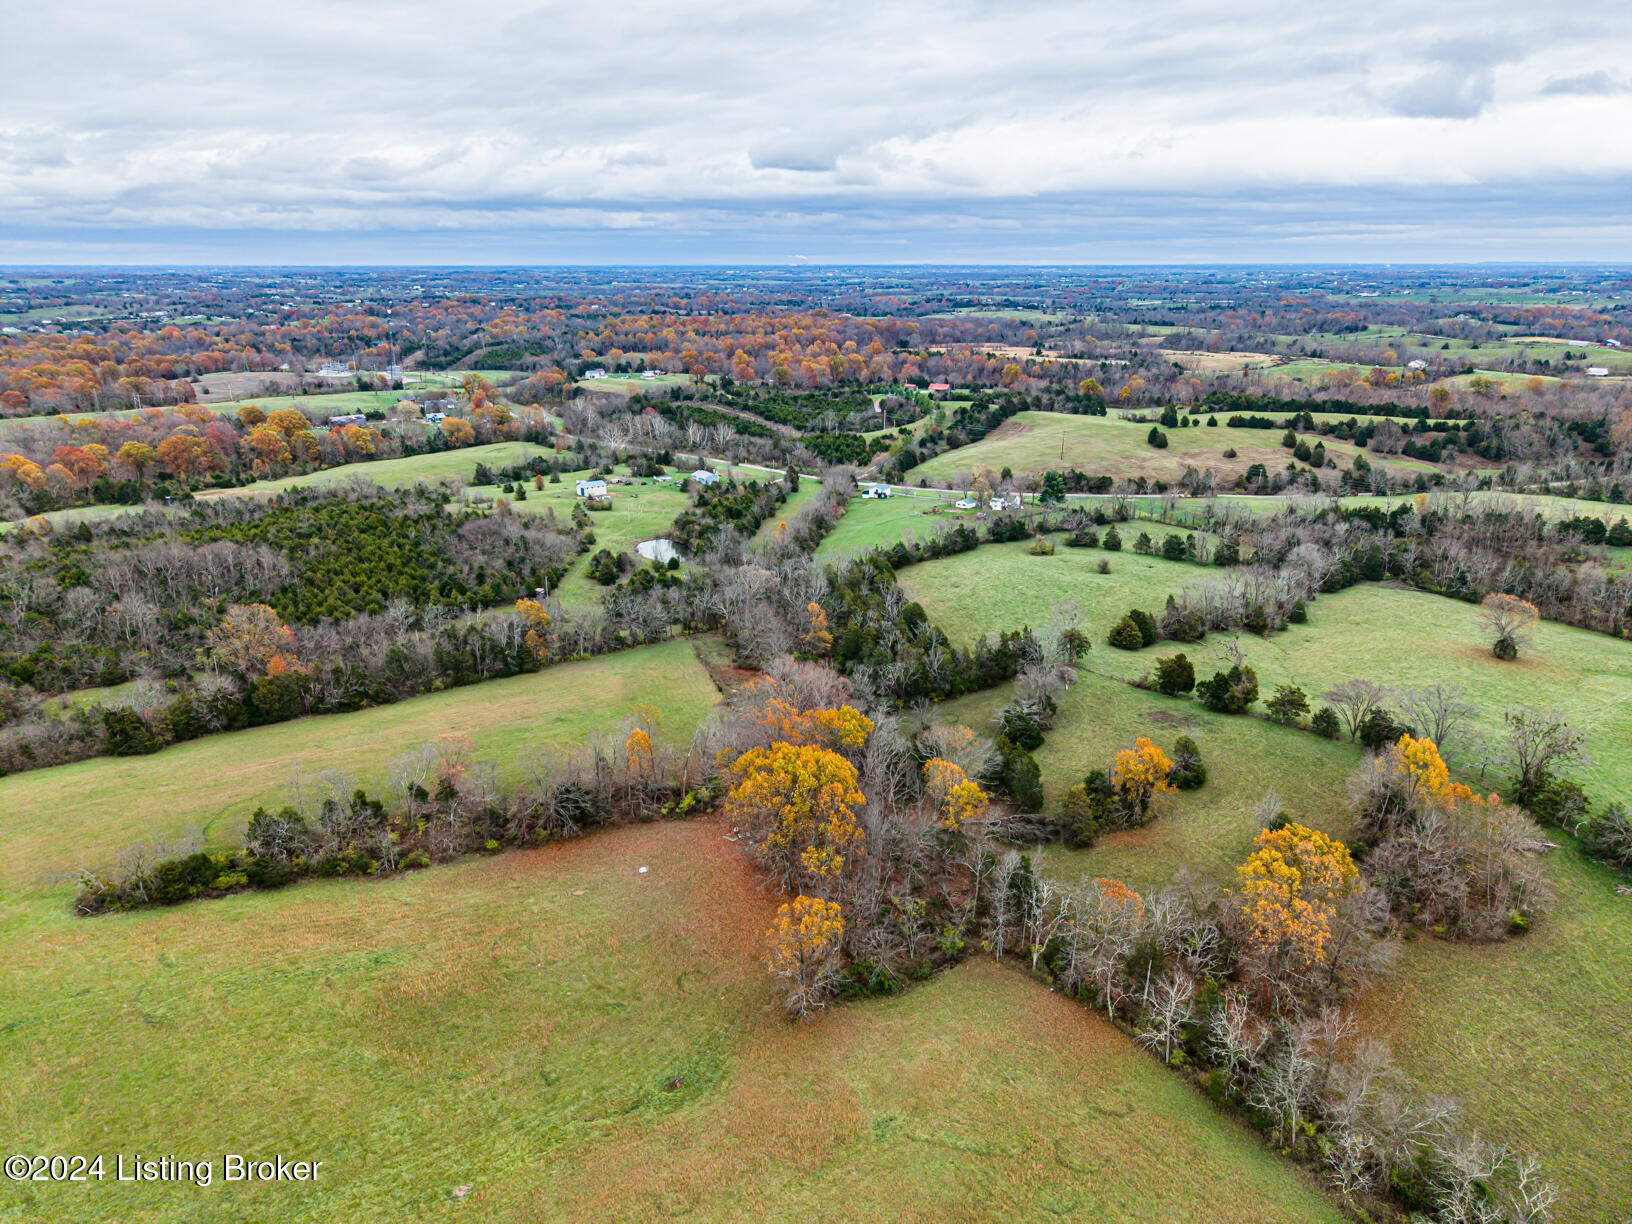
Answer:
top-left (766, 895), bottom-right (845, 1018)
top-left (726, 743), bottom-right (865, 891)
top-left (922, 757), bottom-right (988, 833)
top-left (204, 603), bottom-right (297, 677)
top-left (759, 698), bottom-right (872, 757)
top-left (1235, 823), bottom-right (1360, 975)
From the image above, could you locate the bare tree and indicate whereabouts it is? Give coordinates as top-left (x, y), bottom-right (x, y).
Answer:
top-left (1325, 679), bottom-right (1386, 742)
top-left (1135, 970), bottom-right (1196, 1065)
top-left (1502, 707), bottom-right (1585, 801)
top-left (1400, 683), bottom-right (1479, 751)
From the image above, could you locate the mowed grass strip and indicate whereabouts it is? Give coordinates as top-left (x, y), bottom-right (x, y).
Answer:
top-left (911, 410), bottom-right (1439, 484)
top-left (0, 639), bottom-right (719, 898)
top-left (0, 819), bottom-right (1345, 1224)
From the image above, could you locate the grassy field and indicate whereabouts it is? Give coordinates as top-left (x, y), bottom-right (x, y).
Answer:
top-left (930, 576), bottom-right (1632, 1219)
top-left (0, 444), bottom-right (554, 534)
top-left (0, 818), bottom-right (1346, 1223)
top-left (193, 443), bottom-right (553, 502)
top-left (575, 372), bottom-right (693, 395)
top-left (944, 666), bottom-right (1631, 1219)
top-left (912, 412), bottom-right (1438, 485)
top-left (749, 478), bottom-right (822, 546)
top-left (902, 549), bottom-right (1632, 800)
top-left (1354, 844), bottom-right (1632, 1222)
top-left (898, 539), bottom-right (1210, 645)
top-left (1078, 582), bottom-right (1632, 803)
top-left (940, 671), bottom-right (1365, 888)
top-left (0, 640), bottom-right (720, 900)
top-left (814, 495), bottom-right (981, 561)
top-left (0, 501), bottom-right (151, 535)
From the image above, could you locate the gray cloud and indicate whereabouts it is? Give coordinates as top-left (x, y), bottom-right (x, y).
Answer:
top-left (2, 1), bottom-right (1630, 260)
top-left (1542, 70), bottom-right (1632, 96)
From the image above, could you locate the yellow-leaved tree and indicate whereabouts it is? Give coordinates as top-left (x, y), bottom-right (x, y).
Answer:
top-left (803, 602), bottom-right (833, 655)
top-left (759, 699), bottom-right (873, 757)
top-left (726, 743), bottom-right (865, 891)
top-left (766, 895), bottom-right (845, 1018)
top-left (921, 757), bottom-right (988, 833)
top-left (516, 597), bottom-right (551, 662)
top-left (1235, 823), bottom-right (1360, 977)
top-left (1112, 737), bottom-right (1174, 820)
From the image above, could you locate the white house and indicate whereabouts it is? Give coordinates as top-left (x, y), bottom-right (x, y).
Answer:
top-left (862, 483), bottom-right (892, 499)
top-left (583, 368), bottom-right (608, 379)
top-left (954, 498), bottom-right (977, 509)
top-left (639, 370), bottom-right (659, 379)
top-left (989, 497), bottom-right (1006, 511)
top-left (1604, 339), bottom-right (1622, 348)
top-left (327, 413), bottom-right (367, 427)
top-left (1587, 367), bottom-right (1610, 378)
top-left (575, 478), bottom-right (609, 498)
top-left (691, 469), bottom-right (720, 485)
top-left (1407, 359), bottom-right (1427, 370)
top-left (425, 412), bottom-right (447, 423)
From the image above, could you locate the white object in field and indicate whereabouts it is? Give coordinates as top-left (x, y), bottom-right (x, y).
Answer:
top-left (638, 866), bottom-right (649, 875)
top-left (635, 538), bottom-right (678, 563)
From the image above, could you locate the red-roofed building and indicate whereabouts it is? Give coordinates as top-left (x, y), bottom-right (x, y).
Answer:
top-left (927, 382), bottom-right (952, 392)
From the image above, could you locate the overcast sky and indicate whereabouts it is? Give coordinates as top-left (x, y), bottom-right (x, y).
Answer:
top-left (4, 1), bottom-right (1632, 264)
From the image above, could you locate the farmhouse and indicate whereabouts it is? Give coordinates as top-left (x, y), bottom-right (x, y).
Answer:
top-left (1587, 367), bottom-right (1610, 377)
top-left (583, 368), bottom-right (609, 379)
top-left (327, 413), bottom-right (367, 427)
top-left (575, 478), bottom-right (609, 498)
top-left (863, 483), bottom-right (892, 499)
top-left (1407, 359), bottom-right (1427, 370)
top-left (927, 382), bottom-right (952, 392)
top-left (954, 498), bottom-right (977, 509)
top-left (424, 412), bottom-right (446, 423)
top-left (691, 469), bottom-right (720, 485)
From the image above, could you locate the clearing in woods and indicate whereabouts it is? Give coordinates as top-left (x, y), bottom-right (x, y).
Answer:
top-left (911, 411), bottom-right (1440, 484)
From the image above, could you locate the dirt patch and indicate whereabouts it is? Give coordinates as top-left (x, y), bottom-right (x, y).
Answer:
top-left (1147, 709), bottom-right (1203, 730)
top-left (691, 637), bottom-right (761, 697)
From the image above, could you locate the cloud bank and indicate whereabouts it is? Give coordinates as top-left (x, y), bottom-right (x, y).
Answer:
top-left (4, 0), bottom-right (1630, 262)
